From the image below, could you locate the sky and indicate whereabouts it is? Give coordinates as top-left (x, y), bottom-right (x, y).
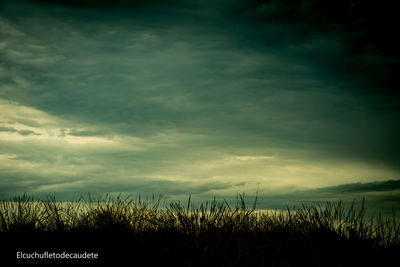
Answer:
top-left (0, 0), bottom-right (399, 214)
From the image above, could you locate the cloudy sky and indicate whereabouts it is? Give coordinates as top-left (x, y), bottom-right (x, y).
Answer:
top-left (0, 0), bottom-right (399, 213)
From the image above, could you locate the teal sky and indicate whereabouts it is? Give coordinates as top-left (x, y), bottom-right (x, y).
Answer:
top-left (0, 0), bottom-right (399, 213)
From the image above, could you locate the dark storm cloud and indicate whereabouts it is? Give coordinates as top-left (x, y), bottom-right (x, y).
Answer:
top-left (1, 0), bottom-right (399, 206)
top-left (24, 0), bottom-right (183, 8)
top-left (6, 0), bottom-right (399, 94)
top-left (316, 180), bottom-right (400, 194)
top-left (1, 0), bottom-right (399, 148)
top-left (232, 0), bottom-right (400, 94)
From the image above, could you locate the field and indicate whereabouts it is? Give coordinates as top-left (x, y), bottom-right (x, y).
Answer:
top-left (0, 194), bottom-right (399, 266)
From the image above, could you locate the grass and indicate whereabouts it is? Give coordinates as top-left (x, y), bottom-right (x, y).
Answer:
top-left (0, 193), bottom-right (399, 266)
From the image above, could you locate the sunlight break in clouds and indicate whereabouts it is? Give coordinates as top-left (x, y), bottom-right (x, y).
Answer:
top-left (2, 99), bottom-right (398, 201)
top-left (0, 100), bottom-right (147, 148)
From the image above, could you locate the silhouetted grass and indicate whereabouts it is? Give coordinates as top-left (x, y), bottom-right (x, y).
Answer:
top-left (0, 193), bottom-right (399, 266)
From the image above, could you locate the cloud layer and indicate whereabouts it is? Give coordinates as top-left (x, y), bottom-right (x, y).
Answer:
top-left (0, 1), bottom-right (399, 213)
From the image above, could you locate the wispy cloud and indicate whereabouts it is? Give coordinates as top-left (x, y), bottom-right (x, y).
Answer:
top-left (0, 126), bottom-right (40, 136)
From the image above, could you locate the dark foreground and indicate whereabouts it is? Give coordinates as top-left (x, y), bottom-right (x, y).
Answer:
top-left (0, 195), bottom-right (399, 266)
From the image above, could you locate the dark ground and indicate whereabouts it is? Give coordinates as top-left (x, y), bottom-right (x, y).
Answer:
top-left (1, 227), bottom-right (398, 267)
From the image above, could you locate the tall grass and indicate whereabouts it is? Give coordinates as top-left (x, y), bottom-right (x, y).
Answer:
top-left (0, 193), bottom-right (398, 246)
top-left (1, 193), bottom-right (399, 266)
